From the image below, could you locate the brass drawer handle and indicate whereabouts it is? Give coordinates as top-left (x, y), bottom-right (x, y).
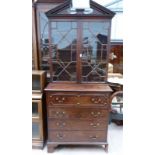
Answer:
top-left (90, 135), bottom-right (98, 139)
top-left (56, 111), bottom-right (66, 117)
top-left (55, 97), bottom-right (65, 103)
top-left (90, 123), bottom-right (100, 128)
top-left (57, 134), bottom-right (65, 139)
top-left (56, 111), bottom-right (66, 114)
top-left (91, 112), bottom-right (101, 117)
top-left (91, 98), bottom-right (95, 101)
top-left (77, 102), bottom-right (80, 105)
top-left (56, 122), bottom-right (66, 127)
top-left (91, 97), bottom-right (102, 103)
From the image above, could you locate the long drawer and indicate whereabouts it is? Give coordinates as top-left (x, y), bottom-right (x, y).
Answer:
top-left (48, 107), bottom-right (109, 119)
top-left (46, 92), bottom-right (110, 107)
top-left (48, 119), bottom-right (107, 130)
top-left (48, 131), bottom-right (107, 142)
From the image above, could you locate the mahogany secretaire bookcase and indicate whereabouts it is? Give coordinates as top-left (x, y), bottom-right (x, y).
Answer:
top-left (44, 0), bottom-right (115, 152)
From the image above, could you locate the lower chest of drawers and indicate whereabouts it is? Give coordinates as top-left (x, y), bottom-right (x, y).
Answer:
top-left (46, 91), bottom-right (112, 142)
top-left (46, 105), bottom-right (110, 143)
top-left (45, 83), bottom-right (113, 152)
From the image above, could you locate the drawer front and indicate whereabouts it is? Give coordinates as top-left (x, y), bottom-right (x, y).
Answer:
top-left (48, 119), bottom-right (107, 130)
top-left (48, 131), bottom-right (107, 142)
top-left (46, 93), bottom-right (110, 107)
top-left (48, 107), bottom-right (109, 119)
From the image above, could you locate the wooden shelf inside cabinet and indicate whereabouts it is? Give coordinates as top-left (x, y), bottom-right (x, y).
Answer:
top-left (32, 71), bottom-right (46, 93)
top-left (32, 93), bottom-right (46, 149)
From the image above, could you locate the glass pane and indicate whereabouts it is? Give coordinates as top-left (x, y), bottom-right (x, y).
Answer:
top-left (32, 102), bottom-right (38, 117)
top-left (32, 75), bottom-right (40, 90)
top-left (50, 22), bottom-right (77, 81)
top-left (39, 12), bottom-right (50, 71)
top-left (32, 122), bottom-right (40, 139)
top-left (81, 22), bottom-right (110, 82)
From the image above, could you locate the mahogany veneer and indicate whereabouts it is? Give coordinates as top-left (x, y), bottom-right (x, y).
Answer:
top-left (45, 83), bottom-right (113, 152)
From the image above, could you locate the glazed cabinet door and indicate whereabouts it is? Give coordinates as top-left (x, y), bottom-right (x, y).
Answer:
top-left (32, 120), bottom-right (43, 140)
top-left (49, 21), bottom-right (78, 81)
top-left (48, 19), bottom-right (111, 83)
top-left (32, 100), bottom-right (42, 119)
top-left (80, 21), bottom-right (111, 82)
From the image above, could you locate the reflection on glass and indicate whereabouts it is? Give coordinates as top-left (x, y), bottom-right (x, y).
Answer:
top-left (81, 22), bottom-right (109, 82)
top-left (32, 122), bottom-right (40, 139)
top-left (39, 12), bottom-right (49, 71)
top-left (72, 22), bottom-right (77, 29)
top-left (53, 62), bottom-right (77, 81)
top-left (51, 23), bottom-right (77, 50)
top-left (32, 102), bottom-right (38, 117)
top-left (32, 75), bottom-right (40, 90)
top-left (50, 22), bottom-right (77, 81)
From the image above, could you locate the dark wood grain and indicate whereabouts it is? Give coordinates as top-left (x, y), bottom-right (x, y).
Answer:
top-left (47, 107), bottom-right (109, 119)
top-left (45, 83), bottom-right (113, 92)
top-left (46, 93), bottom-right (110, 107)
top-left (48, 119), bottom-right (107, 130)
top-left (48, 131), bottom-right (107, 142)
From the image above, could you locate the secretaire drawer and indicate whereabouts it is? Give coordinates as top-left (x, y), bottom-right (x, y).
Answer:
top-left (48, 119), bottom-right (107, 130)
top-left (48, 131), bottom-right (107, 142)
top-left (48, 107), bottom-right (109, 119)
top-left (46, 93), bottom-right (110, 107)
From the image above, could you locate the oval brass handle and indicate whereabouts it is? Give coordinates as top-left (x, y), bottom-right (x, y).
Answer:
top-left (56, 122), bottom-right (66, 127)
top-left (90, 123), bottom-right (100, 128)
top-left (91, 112), bottom-right (101, 117)
top-left (91, 112), bottom-right (98, 117)
top-left (56, 111), bottom-right (65, 114)
top-left (57, 134), bottom-right (64, 139)
top-left (91, 98), bottom-right (102, 103)
top-left (91, 98), bottom-right (95, 101)
top-left (77, 102), bottom-right (80, 105)
top-left (90, 135), bottom-right (98, 139)
top-left (56, 111), bottom-right (66, 117)
top-left (55, 97), bottom-right (65, 103)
